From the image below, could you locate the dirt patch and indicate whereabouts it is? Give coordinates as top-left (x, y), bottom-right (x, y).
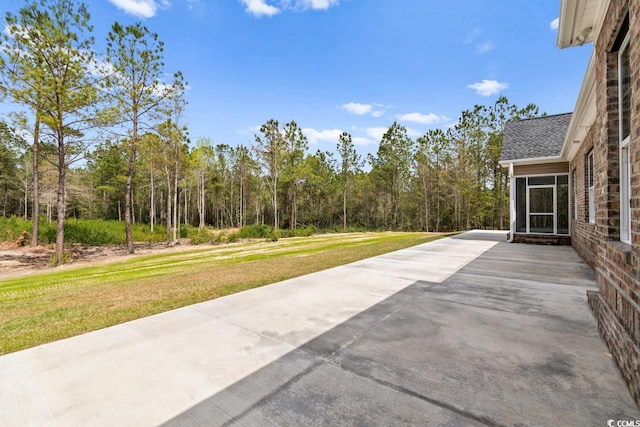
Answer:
top-left (0, 239), bottom-right (195, 279)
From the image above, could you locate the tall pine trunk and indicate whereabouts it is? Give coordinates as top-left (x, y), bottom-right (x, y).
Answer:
top-left (166, 173), bottom-right (172, 238)
top-left (150, 171), bottom-right (155, 232)
top-left (272, 176), bottom-right (278, 229)
top-left (124, 144), bottom-right (135, 253)
top-left (54, 128), bottom-right (66, 264)
top-left (31, 114), bottom-right (40, 247)
top-left (172, 146), bottom-right (178, 242)
top-left (343, 186), bottom-right (347, 230)
top-left (290, 183), bottom-right (297, 231)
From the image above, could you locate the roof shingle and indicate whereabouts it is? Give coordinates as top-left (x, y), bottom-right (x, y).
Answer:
top-left (500, 113), bottom-right (572, 161)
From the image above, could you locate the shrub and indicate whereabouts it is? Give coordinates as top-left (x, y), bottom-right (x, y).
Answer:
top-left (180, 224), bottom-right (197, 239)
top-left (293, 225), bottom-right (317, 237)
top-left (0, 216), bottom-right (32, 242)
top-left (0, 218), bottom-right (169, 246)
top-left (180, 226), bottom-right (242, 245)
top-left (63, 219), bottom-right (122, 245)
top-left (132, 224), bottom-right (167, 243)
top-left (267, 229), bottom-right (280, 242)
top-left (238, 224), bottom-right (272, 239)
top-left (0, 217), bottom-right (368, 247)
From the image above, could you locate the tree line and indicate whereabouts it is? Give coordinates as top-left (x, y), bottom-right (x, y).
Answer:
top-left (0, 0), bottom-right (541, 263)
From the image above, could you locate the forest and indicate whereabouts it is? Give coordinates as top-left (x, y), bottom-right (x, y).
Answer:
top-left (0, 0), bottom-right (542, 263)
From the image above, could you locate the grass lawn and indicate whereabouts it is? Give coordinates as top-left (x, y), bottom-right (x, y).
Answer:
top-left (0, 232), bottom-right (447, 355)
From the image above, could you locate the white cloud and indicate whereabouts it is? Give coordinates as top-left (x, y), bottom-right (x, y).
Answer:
top-left (476, 41), bottom-right (495, 54)
top-left (241, 0), bottom-right (338, 16)
top-left (108, 0), bottom-right (170, 18)
top-left (296, 0), bottom-right (339, 10)
top-left (3, 24), bottom-right (31, 40)
top-left (240, 0), bottom-right (280, 17)
top-left (467, 79), bottom-right (509, 96)
top-left (238, 125), bottom-right (261, 135)
top-left (352, 136), bottom-right (374, 146)
top-left (186, 0), bottom-right (205, 13)
top-left (341, 102), bottom-right (390, 118)
top-left (340, 102), bottom-right (373, 116)
top-left (550, 17), bottom-right (559, 30)
top-left (406, 127), bottom-right (423, 138)
top-left (302, 128), bottom-right (375, 147)
top-left (365, 127), bottom-right (388, 141)
top-left (86, 55), bottom-right (115, 77)
top-left (302, 128), bottom-right (342, 145)
top-left (464, 28), bottom-right (482, 44)
top-left (397, 112), bottom-right (445, 125)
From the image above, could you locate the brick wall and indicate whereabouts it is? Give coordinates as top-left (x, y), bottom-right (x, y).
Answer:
top-left (571, 128), bottom-right (600, 268)
top-left (572, 0), bottom-right (640, 407)
top-left (513, 233), bottom-right (571, 245)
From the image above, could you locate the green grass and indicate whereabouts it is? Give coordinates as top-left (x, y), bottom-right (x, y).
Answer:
top-left (0, 232), bottom-right (447, 354)
top-left (0, 217), bottom-right (168, 245)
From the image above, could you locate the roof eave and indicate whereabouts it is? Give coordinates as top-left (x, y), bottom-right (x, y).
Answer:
top-left (560, 49), bottom-right (597, 161)
top-left (499, 156), bottom-right (565, 168)
top-left (557, 0), bottom-right (609, 48)
top-left (558, 0), bottom-right (581, 48)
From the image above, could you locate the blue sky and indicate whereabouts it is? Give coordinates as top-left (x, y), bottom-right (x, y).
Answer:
top-left (2, 0), bottom-right (593, 156)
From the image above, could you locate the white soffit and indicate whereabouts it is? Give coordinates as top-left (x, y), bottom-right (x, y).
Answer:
top-left (499, 157), bottom-right (565, 168)
top-left (558, 0), bottom-right (607, 48)
top-left (561, 51), bottom-right (597, 162)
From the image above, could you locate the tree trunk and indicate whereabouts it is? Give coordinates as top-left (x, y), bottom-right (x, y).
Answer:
top-left (54, 138), bottom-right (66, 264)
top-left (422, 173), bottom-right (429, 233)
top-left (172, 156), bottom-right (178, 242)
top-left (23, 181), bottom-right (28, 220)
top-left (184, 189), bottom-right (188, 225)
top-left (239, 182), bottom-right (243, 228)
top-left (150, 170), bottom-right (155, 232)
top-left (343, 186), bottom-right (347, 230)
top-left (31, 114), bottom-right (40, 246)
top-left (166, 174), bottom-right (171, 238)
top-left (198, 176), bottom-right (205, 229)
top-left (290, 182), bottom-right (297, 231)
top-left (124, 144), bottom-right (135, 253)
top-left (391, 175), bottom-right (398, 230)
top-left (125, 112), bottom-right (138, 254)
top-left (46, 192), bottom-right (52, 223)
top-left (272, 176), bottom-right (278, 229)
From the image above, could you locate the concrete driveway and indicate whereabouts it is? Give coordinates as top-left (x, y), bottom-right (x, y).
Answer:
top-left (1, 230), bottom-right (638, 426)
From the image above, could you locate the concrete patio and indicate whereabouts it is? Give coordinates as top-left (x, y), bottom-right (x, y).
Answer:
top-left (1, 230), bottom-right (638, 426)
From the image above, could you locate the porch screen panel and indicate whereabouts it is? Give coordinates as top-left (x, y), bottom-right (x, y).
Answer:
top-left (529, 215), bottom-right (554, 233)
top-left (529, 186), bottom-right (554, 233)
top-left (516, 178), bottom-right (526, 232)
top-left (557, 175), bottom-right (569, 234)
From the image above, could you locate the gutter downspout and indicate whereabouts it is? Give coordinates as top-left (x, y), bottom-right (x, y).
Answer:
top-left (507, 162), bottom-right (515, 243)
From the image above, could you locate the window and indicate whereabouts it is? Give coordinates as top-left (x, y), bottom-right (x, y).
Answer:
top-left (619, 33), bottom-right (631, 244)
top-left (572, 169), bottom-right (578, 221)
top-left (587, 150), bottom-right (595, 224)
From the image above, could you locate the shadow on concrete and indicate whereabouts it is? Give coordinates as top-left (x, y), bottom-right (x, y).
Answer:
top-left (449, 230), bottom-right (507, 242)
top-left (161, 240), bottom-right (639, 427)
top-left (161, 279), bottom-right (496, 426)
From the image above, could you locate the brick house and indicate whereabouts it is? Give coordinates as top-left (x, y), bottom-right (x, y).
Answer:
top-left (500, 0), bottom-right (639, 405)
